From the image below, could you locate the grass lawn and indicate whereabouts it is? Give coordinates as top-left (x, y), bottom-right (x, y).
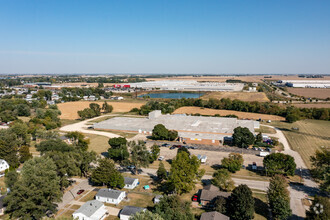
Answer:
top-left (232, 169), bottom-right (270, 182)
top-left (102, 130), bottom-right (137, 139)
top-left (255, 125), bottom-right (276, 134)
top-left (269, 119), bottom-right (330, 168)
top-left (105, 192), bottom-right (155, 210)
top-left (85, 134), bottom-right (110, 154)
top-left (79, 190), bottom-right (97, 202)
top-left (253, 192), bottom-right (269, 220)
top-left (57, 209), bottom-right (75, 219)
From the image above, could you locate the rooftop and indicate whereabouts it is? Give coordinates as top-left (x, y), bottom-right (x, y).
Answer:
top-left (120, 206), bottom-right (145, 216)
top-left (200, 184), bottom-right (231, 201)
top-left (73, 200), bottom-right (103, 217)
top-left (96, 189), bottom-right (125, 199)
top-left (124, 177), bottom-right (137, 185)
top-left (200, 211), bottom-right (230, 220)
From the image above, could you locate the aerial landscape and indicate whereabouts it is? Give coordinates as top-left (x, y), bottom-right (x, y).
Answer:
top-left (0, 1), bottom-right (329, 220)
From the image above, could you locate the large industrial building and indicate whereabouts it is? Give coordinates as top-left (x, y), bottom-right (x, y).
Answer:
top-left (280, 80), bottom-right (330, 88)
top-left (128, 80), bottom-right (244, 91)
top-left (93, 110), bottom-right (259, 145)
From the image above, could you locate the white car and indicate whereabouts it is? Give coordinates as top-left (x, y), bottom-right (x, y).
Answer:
top-left (158, 156), bottom-right (165, 161)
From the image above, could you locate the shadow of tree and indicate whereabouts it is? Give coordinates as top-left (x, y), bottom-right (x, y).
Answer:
top-left (254, 197), bottom-right (269, 219)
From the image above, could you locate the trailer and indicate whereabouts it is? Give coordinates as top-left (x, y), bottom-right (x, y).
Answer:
top-left (259, 152), bottom-right (270, 157)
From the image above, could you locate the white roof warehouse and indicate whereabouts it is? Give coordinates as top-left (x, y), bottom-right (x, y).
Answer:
top-left (94, 111), bottom-right (259, 145)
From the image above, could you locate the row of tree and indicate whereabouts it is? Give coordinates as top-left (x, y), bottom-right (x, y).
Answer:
top-left (78, 102), bottom-right (113, 119)
top-left (135, 98), bottom-right (330, 122)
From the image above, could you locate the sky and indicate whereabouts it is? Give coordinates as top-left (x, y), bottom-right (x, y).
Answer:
top-left (0, 0), bottom-right (330, 74)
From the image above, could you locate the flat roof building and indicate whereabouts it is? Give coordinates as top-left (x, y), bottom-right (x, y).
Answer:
top-left (93, 110), bottom-right (258, 145)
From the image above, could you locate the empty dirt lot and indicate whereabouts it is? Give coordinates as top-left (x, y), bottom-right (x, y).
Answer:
top-left (287, 88), bottom-right (330, 99)
top-left (202, 92), bottom-right (269, 102)
top-left (58, 101), bottom-right (145, 119)
top-left (173, 106), bottom-right (285, 121)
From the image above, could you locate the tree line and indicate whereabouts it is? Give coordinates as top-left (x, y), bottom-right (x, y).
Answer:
top-left (132, 98), bottom-right (329, 122)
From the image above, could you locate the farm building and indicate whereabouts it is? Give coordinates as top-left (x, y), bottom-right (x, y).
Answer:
top-left (93, 110), bottom-right (259, 145)
top-left (129, 80), bottom-right (244, 91)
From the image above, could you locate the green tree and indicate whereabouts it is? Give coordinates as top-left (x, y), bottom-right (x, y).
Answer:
top-left (89, 103), bottom-right (101, 116)
top-left (232, 127), bottom-right (255, 148)
top-left (131, 210), bottom-right (164, 220)
top-left (168, 130), bottom-right (178, 141)
top-left (212, 169), bottom-right (235, 191)
top-left (4, 157), bottom-right (62, 219)
top-left (150, 144), bottom-right (160, 162)
top-left (286, 113), bottom-right (300, 123)
top-left (267, 175), bottom-right (291, 219)
top-left (306, 196), bottom-right (330, 220)
top-left (102, 101), bottom-right (113, 113)
top-left (167, 150), bottom-right (204, 194)
top-left (4, 170), bottom-right (19, 190)
top-left (152, 124), bottom-right (169, 140)
top-left (255, 132), bottom-right (262, 143)
top-left (108, 137), bottom-right (128, 148)
top-left (157, 161), bottom-right (167, 181)
top-left (154, 195), bottom-right (194, 220)
top-left (264, 153), bottom-right (296, 176)
top-left (19, 145), bottom-right (32, 163)
top-left (213, 196), bottom-right (227, 214)
top-left (221, 153), bottom-right (244, 173)
top-left (91, 158), bottom-right (124, 188)
top-left (66, 131), bottom-right (90, 151)
top-left (310, 149), bottom-right (330, 193)
top-left (36, 139), bottom-right (73, 153)
top-left (129, 140), bottom-right (151, 172)
top-left (227, 184), bottom-right (255, 220)
top-left (0, 129), bottom-right (19, 167)
top-left (16, 104), bottom-right (31, 116)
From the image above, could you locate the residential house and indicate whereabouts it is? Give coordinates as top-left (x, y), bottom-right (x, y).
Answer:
top-left (153, 195), bottom-right (163, 204)
top-left (119, 206), bottom-right (145, 220)
top-left (0, 159), bottom-right (9, 173)
top-left (72, 200), bottom-right (107, 220)
top-left (124, 177), bottom-right (139, 189)
top-left (96, 189), bottom-right (126, 205)
top-left (200, 211), bottom-right (230, 220)
top-left (59, 135), bottom-right (72, 145)
top-left (199, 184), bottom-right (231, 207)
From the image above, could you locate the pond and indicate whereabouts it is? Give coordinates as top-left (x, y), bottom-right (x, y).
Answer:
top-left (138, 92), bottom-right (203, 99)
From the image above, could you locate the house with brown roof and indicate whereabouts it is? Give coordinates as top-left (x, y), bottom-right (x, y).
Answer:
top-left (199, 184), bottom-right (231, 207)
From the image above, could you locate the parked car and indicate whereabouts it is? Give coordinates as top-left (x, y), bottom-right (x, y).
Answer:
top-left (253, 147), bottom-right (258, 151)
top-left (162, 143), bottom-right (170, 147)
top-left (258, 148), bottom-right (264, 151)
top-left (127, 165), bottom-right (136, 170)
top-left (192, 194), bottom-right (198, 202)
top-left (266, 147), bottom-right (272, 152)
top-left (170, 146), bottom-right (176, 150)
top-left (158, 156), bottom-right (165, 161)
top-left (77, 189), bottom-right (85, 195)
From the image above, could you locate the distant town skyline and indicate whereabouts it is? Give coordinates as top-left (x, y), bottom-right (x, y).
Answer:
top-left (1, 0), bottom-right (330, 74)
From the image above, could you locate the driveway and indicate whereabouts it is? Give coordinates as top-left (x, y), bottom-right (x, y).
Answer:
top-left (263, 125), bottom-right (319, 219)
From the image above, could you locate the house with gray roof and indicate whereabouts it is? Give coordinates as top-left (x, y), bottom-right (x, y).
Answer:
top-left (200, 211), bottom-right (230, 220)
top-left (96, 189), bottom-right (126, 205)
top-left (72, 200), bottom-right (107, 220)
top-left (119, 206), bottom-right (146, 220)
top-left (124, 177), bottom-right (139, 189)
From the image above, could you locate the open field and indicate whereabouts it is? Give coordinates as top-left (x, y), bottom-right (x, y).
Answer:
top-left (58, 101), bottom-right (146, 119)
top-left (84, 133), bottom-right (110, 154)
top-left (269, 119), bottom-right (330, 168)
top-left (255, 125), bottom-right (277, 134)
top-left (202, 92), bottom-right (269, 102)
top-left (173, 106), bottom-right (285, 121)
top-left (146, 75), bottom-right (330, 83)
top-left (287, 88), bottom-right (330, 99)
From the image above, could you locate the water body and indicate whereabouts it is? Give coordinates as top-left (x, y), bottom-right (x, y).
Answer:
top-left (138, 92), bottom-right (203, 99)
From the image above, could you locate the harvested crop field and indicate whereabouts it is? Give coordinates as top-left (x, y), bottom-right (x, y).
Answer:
top-left (287, 88), bottom-right (330, 99)
top-left (269, 120), bottom-right (330, 168)
top-left (173, 106), bottom-right (285, 120)
top-left (58, 101), bottom-right (145, 119)
top-left (202, 92), bottom-right (269, 102)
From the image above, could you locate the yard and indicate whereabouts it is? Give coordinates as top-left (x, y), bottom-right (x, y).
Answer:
top-left (255, 125), bottom-right (276, 134)
top-left (269, 119), bottom-right (330, 168)
top-left (84, 133), bottom-right (110, 154)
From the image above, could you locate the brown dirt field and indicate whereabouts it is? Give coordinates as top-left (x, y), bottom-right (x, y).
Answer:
top-left (287, 88), bottom-right (330, 99)
top-left (146, 75), bottom-right (330, 83)
top-left (292, 103), bottom-right (330, 108)
top-left (58, 101), bottom-right (145, 119)
top-left (173, 106), bottom-right (285, 120)
top-left (202, 92), bottom-right (269, 102)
